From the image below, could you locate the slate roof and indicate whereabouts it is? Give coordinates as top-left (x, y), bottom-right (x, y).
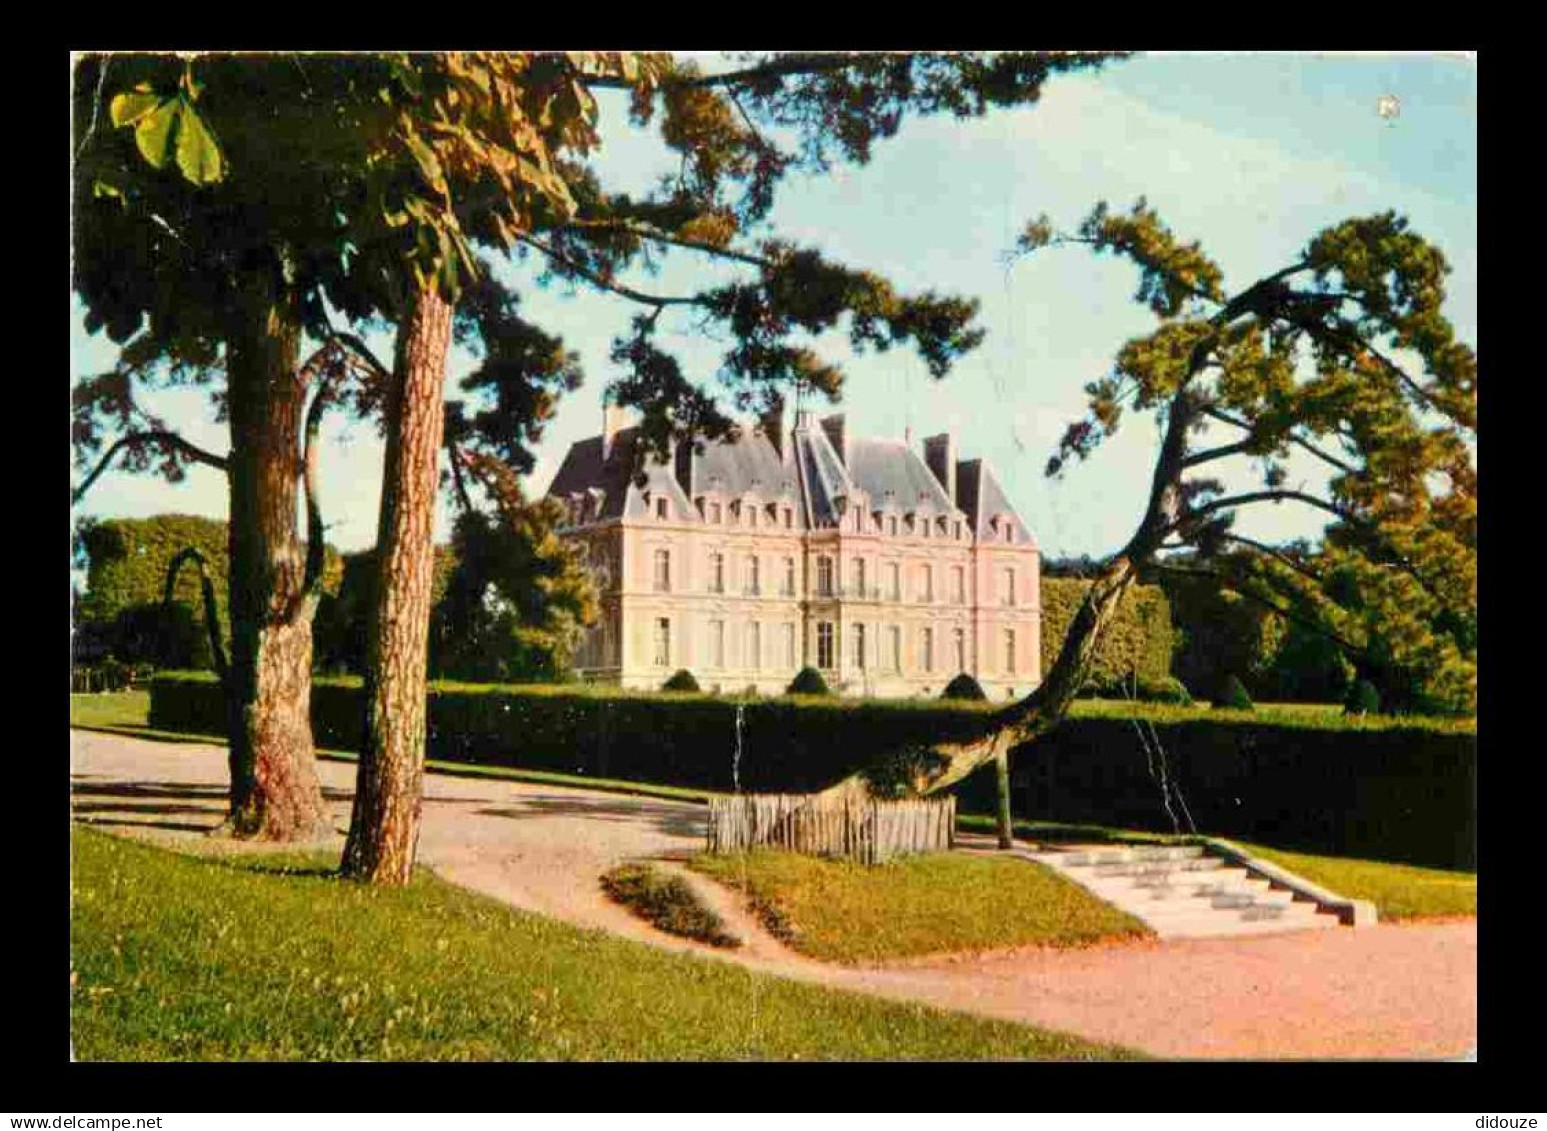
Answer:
top-left (547, 412), bottom-right (1033, 545)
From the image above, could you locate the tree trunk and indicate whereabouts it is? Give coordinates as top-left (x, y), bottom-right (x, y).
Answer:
top-left (223, 294), bottom-right (329, 840)
top-left (994, 747), bottom-right (1014, 848)
top-left (341, 282), bottom-right (454, 884)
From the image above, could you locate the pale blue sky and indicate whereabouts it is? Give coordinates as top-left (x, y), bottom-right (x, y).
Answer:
top-left (70, 51), bottom-right (1477, 561)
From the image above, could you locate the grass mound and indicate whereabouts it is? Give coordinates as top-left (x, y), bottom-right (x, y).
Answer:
top-left (600, 862), bottom-right (739, 948)
top-left (70, 827), bottom-right (1138, 1061)
top-left (691, 849), bottom-right (1150, 964)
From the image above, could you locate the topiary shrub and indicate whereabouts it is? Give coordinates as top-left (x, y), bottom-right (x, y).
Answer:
top-left (1214, 673), bottom-right (1254, 711)
top-left (1344, 678), bottom-right (1382, 716)
top-left (662, 669), bottom-right (701, 693)
top-left (1140, 676), bottom-right (1193, 706)
top-left (787, 666), bottom-right (832, 696)
top-left (941, 672), bottom-right (987, 701)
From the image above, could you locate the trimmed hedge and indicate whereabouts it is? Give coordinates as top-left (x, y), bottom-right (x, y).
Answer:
top-left (151, 672), bottom-right (1476, 869)
top-left (1041, 578), bottom-right (1174, 691)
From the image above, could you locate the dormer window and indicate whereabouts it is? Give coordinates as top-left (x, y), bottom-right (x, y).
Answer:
top-left (711, 502), bottom-right (722, 525)
top-left (655, 497), bottom-right (669, 521)
top-left (783, 507), bottom-right (793, 529)
top-left (888, 516), bottom-right (898, 537)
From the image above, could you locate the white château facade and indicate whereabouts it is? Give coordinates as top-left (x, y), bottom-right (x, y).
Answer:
top-left (546, 407), bottom-right (1041, 698)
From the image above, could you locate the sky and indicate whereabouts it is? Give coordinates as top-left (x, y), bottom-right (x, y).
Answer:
top-left (70, 51), bottom-right (1477, 564)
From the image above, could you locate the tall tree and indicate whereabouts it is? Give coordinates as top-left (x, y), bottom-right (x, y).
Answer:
top-left (819, 202), bottom-right (1477, 845)
top-left (72, 54), bottom-right (403, 837)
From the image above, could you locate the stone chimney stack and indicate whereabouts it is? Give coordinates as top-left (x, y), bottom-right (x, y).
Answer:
top-left (601, 402), bottom-right (631, 462)
top-left (760, 401), bottom-right (787, 460)
top-left (820, 413), bottom-right (849, 466)
top-left (923, 432), bottom-right (957, 505)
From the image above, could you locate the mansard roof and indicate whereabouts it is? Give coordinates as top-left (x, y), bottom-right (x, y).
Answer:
top-left (546, 411), bottom-right (1034, 545)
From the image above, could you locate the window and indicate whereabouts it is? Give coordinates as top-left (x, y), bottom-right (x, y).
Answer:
top-left (953, 627), bottom-right (966, 673)
top-left (711, 502), bottom-right (722, 525)
top-left (1003, 524), bottom-right (1013, 543)
top-left (746, 555), bottom-right (760, 595)
top-left (853, 623), bottom-right (867, 670)
top-left (886, 562), bottom-right (900, 601)
top-left (921, 519), bottom-right (930, 540)
top-left (710, 620), bottom-right (725, 668)
top-left (653, 549), bottom-right (670, 593)
top-left (782, 557), bottom-right (796, 596)
top-left (954, 521), bottom-right (963, 540)
top-left (887, 625), bottom-right (901, 672)
top-left (709, 552), bottom-right (724, 594)
top-left (817, 555), bottom-right (834, 597)
top-left (922, 626), bottom-right (935, 673)
top-left (919, 564), bottom-right (934, 603)
top-left (748, 505), bottom-right (758, 528)
top-left (817, 622), bottom-right (835, 669)
top-left (1003, 567), bottom-right (1016, 606)
top-left (853, 558), bottom-right (866, 597)
top-left (654, 618), bottom-right (671, 667)
top-left (888, 516), bottom-right (898, 537)
top-left (655, 496), bottom-right (669, 520)
top-left (783, 507), bottom-right (793, 529)
top-left (783, 622), bottom-right (796, 667)
top-left (952, 566), bottom-right (965, 605)
top-left (748, 622), bottom-right (761, 670)
top-left (1006, 629), bottom-right (1017, 674)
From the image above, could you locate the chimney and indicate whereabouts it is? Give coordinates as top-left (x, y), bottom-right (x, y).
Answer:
top-left (760, 401), bottom-right (786, 460)
top-left (923, 432), bottom-right (957, 505)
top-left (673, 436), bottom-right (695, 497)
top-left (820, 413), bottom-right (848, 466)
top-left (601, 402), bottom-right (631, 462)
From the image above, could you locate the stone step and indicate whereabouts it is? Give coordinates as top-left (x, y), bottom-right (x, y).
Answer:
top-left (1046, 844), bottom-right (1206, 867)
top-left (1013, 843), bottom-right (1346, 940)
top-left (1085, 856), bottom-right (1227, 879)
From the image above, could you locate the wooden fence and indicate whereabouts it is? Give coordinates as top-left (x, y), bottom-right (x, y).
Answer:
top-left (706, 793), bottom-right (956, 864)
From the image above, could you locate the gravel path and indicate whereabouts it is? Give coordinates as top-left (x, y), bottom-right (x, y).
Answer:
top-left (70, 728), bottom-right (1476, 1060)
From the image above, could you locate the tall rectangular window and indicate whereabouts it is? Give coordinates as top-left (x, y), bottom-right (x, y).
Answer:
top-left (887, 562), bottom-right (900, 601)
top-left (782, 557), bottom-right (796, 596)
top-left (655, 496), bottom-right (668, 520)
top-left (853, 623), bottom-right (867, 670)
top-left (817, 555), bottom-right (834, 597)
top-left (922, 627), bottom-right (935, 673)
top-left (853, 558), bottom-right (866, 597)
top-left (954, 627), bottom-right (966, 674)
top-left (817, 622), bottom-right (835, 669)
top-left (711, 502), bottom-right (722, 524)
top-left (1003, 567), bottom-right (1016, 606)
top-left (748, 622), bottom-right (761, 670)
top-left (710, 620), bottom-right (725, 668)
top-left (783, 507), bottom-right (793, 529)
top-left (746, 555), bottom-right (760, 595)
top-left (887, 625), bottom-right (901, 672)
top-left (654, 618), bottom-right (670, 667)
top-left (1006, 628), bottom-right (1017, 674)
top-left (783, 622), bottom-right (796, 667)
top-left (920, 565), bottom-right (934, 603)
top-left (709, 552), bottom-right (724, 593)
top-left (953, 566), bottom-right (965, 605)
top-left (888, 516), bottom-right (898, 536)
top-left (653, 548), bottom-right (670, 593)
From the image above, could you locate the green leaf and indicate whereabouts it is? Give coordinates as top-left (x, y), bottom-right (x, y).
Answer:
top-left (109, 87), bottom-right (164, 129)
top-left (132, 99), bottom-right (180, 170)
top-left (91, 179), bottom-right (125, 202)
top-left (174, 101), bottom-right (224, 185)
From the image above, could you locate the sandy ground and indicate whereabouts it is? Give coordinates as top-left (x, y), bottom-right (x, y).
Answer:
top-left (70, 728), bottom-right (1477, 1060)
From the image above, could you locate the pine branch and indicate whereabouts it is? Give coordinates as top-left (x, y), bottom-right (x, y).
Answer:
top-left (72, 430), bottom-right (229, 505)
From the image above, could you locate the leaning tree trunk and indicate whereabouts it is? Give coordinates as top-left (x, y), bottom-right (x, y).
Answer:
top-left (817, 393), bottom-right (1200, 846)
top-left (341, 282), bottom-right (454, 884)
top-left (222, 294), bottom-right (329, 840)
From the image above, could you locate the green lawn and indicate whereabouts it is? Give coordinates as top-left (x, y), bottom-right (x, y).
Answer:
top-left (68, 690), bottom-right (156, 732)
top-left (69, 827), bottom-right (1138, 1061)
top-left (1227, 841), bottom-right (1477, 921)
top-left (690, 849), bottom-right (1150, 964)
